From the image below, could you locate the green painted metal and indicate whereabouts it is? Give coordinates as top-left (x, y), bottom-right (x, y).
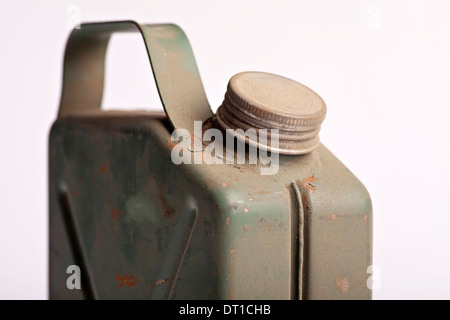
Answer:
top-left (58, 21), bottom-right (212, 134)
top-left (49, 21), bottom-right (372, 300)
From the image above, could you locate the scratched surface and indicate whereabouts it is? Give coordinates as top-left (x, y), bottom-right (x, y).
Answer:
top-left (49, 112), bottom-right (372, 300)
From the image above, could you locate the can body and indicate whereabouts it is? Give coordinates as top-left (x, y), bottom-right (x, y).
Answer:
top-left (49, 111), bottom-right (372, 299)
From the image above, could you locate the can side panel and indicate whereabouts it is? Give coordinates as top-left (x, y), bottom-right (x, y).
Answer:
top-left (49, 115), bottom-right (220, 299)
top-left (191, 143), bottom-right (373, 300)
top-left (201, 180), bottom-right (293, 300)
top-left (49, 122), bottom-right (85, 299)
top-left (279, 145), bottom-right (373, 299)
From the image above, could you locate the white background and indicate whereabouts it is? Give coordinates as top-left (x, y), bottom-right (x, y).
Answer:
top-left (1, 0), bottom-right (449, 300)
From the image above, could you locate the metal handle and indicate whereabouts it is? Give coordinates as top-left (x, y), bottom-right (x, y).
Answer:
top-left (58, 20), bottom-right (212, 133)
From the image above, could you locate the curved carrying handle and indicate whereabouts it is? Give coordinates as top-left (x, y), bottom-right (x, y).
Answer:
top-left (59, 20), bottom-right (212, 133)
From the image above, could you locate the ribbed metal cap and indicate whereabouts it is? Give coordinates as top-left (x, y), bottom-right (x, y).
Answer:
top-left (216, 71), bottom-right (327, 154)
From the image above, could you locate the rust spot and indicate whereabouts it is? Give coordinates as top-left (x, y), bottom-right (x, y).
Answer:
top-left (153, 278), bottom-right (169, 287)
top-left (101, 165), bottom-right (106, 173)
top-left (301, 193), bottom-right (308, 204)
top-left (300, 176), bottom-right (317, 192)
top-left (93, 171), bottom-right (98, 177)
top-left (323, 214), bottom-right (339, 220)
top-left (162, 207), bottom-right (174, 219)
top-left (226, 216), bottom-right (230, 225)
top-left (335, 275), bottom-right (349, 293)
top-left (242, 226), bottom-right (248, 233)
top-left (363, 214), bottom-right (369, 224)
top-left (243, 208), bottom-right (248, 213)
top-left (111, 208), bottom-right (118, 220)
top-left (257, 190), bottom-right (270, 195)
top-left (116, 273), bottom-right (136, 288)
top-left (157, 188), bottom-right (175, 219)
top-left (166, 136), bottom-right (177, 148)
top-left (230, 249), bottom-right (236, 300)
top-left (73, 190), bottom-right (79, 198)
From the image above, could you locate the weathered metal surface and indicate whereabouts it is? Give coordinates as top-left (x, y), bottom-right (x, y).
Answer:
top-left (50, 20), bottom-right (372, 300)
top-left (50, 114), bottom-right (372, 299)
top-left (59, 21), bottom-right (212, 134)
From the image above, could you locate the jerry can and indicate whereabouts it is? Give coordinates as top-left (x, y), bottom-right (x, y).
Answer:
top-left (49, 21), bottom-right (372, 300)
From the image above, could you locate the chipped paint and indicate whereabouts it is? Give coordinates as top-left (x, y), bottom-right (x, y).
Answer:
top-left (111, 208), bottom-right (118, 220)
top-left (335, 275), bottom-right (349, 293)
top-left (300, 175), bottom-right (317, 192)
top-left (153, 278), bottom-right (169, 287)
top-left (158, 188), bottom-right (175, 219)
top-left (116, 273), bottom-right (136, 288)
